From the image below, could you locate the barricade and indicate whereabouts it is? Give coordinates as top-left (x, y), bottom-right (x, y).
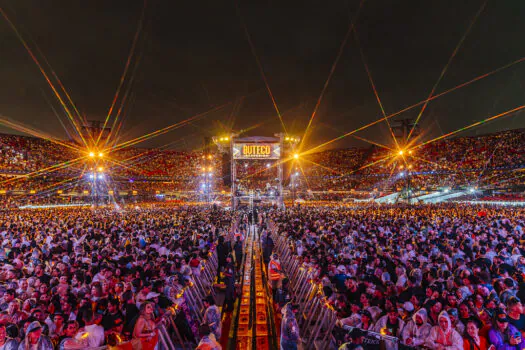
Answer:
top-left (270, 224), bottom-right (338, 350)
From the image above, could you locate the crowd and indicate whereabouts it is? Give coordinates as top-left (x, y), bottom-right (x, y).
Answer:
top-left (0, 129), bottom-right (524, 206)
top-left (0, 205), bottom-right (233, 349)
top-left (270, 204), bottom-right (525, 349)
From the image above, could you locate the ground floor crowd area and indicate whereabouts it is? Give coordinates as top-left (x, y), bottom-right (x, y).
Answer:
top-left (0, 203), bottom-right (523, 349)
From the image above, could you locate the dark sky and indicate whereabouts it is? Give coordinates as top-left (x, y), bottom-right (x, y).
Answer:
top-left (0, 0), bottom-right (524, 150)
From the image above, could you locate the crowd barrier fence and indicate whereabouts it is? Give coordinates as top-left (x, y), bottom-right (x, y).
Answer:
top-left (270, 222), bottom-right (337, 350)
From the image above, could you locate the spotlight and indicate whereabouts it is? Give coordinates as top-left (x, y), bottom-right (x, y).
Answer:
top-left (398, 150), bottom-right (404, 156)
top-left (97, 167), bottom-right (104, 172)
top-left (408, 150), bottom-right (413, 155)
top-left (266, 163), bottom-right (271, 168)
top-left (444, 188), bottom-right (450, 193)
top-left (98, 152), bottom-right (104, 158)
top-left (293, 153), bottom-right (299, 159)
top-left (469, 188), bottom-right (475, 193)
top-left (89, 152), bottom-right (95, 158)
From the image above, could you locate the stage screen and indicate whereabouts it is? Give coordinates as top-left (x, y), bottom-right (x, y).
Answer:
top-left (232, 143), bottom-right (281, 159)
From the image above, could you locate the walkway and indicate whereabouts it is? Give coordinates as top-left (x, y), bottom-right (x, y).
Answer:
top-left (228, 224), bottom-right (277, 349)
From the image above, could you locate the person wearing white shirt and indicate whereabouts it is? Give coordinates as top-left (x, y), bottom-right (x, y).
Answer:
top-left (75, 309), bottom-right (104, 348)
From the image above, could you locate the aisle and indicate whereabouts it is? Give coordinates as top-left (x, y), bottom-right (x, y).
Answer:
top-left (228, 224), bottom-right (277, 350)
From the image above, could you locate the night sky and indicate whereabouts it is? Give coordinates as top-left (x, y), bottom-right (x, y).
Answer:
top-left (0, 0), bottom-right (524, 150)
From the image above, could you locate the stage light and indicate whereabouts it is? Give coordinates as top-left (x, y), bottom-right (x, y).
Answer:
top-left (207, 155), bottom-right (212, 160)
top-left (408, 150), bottom-right (413, 155)
top-left (89, 152), bottom-right (95, 158)
top-left (444, 188), bottom-right (450, 193)
top-left (285, 136), bottom-right (290, 141)
top-left (469, 188), bottom-right (475, 193)
top-left (97, 167), bottom-right (104, 172)
top-left (266, 163), bottom-right (270, 168)
top-left (224, 136), bottom-right (229, 141)
top-left (208, 167), bottom-right (212, 171)
top-left (89, 174), bottom-right (94, 179)
top-left (398, 150), bottom-right (404, 156)
top-left (293, 153), bottom-right (299, 159)
top-left (295, 172), bottom-right (299, 176)
top-left (399, 165), bottom-right (404, 169)
top-left (98, 152), bottom-right (104, 158)
top-left (399, 172), bottom-right (405, 177)
top-left (98, 174), bottom-right (104, 180)
top-left (408, 165), bottom-right (413, 169)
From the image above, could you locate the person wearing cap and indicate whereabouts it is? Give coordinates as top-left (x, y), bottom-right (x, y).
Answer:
top-left (203, 296), bottom-right (222, 341)
top-left (488, 310), bottom-right (525, 349)
top-left (507, 296), bottom-right (525, 332)
top-left (17, 321), bottom-right (53, 350)
top-left (426, 310), bottom-right (463, 350)
top-left (401, 308), bottom-right (432, 348)
top-left (280, 303), bottom-right (300, 350)
top-left (357, 309), bottom-right (374, 331)
top-left (338, 328), bottom-right (365, 350)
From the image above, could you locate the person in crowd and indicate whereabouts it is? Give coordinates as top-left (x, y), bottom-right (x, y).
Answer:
top-left (281, 303), bottom-right (300, 350)
top-left (373, 308), bottom-right (405, 338)
top-left (463, 318), bottom-right (489, 350)
top-left (132, 301), bottom-right (159, 350)
top-left (196, 323), bottom-right (222, 350)
top-left (426, 310), bottom-right (463, 349)
top-left (507, 296), bottom-right (525, 333)
top-left (234, 236), bottom-right (243, 271)
top-left (338, 328), bottom-right (365, 350)
top-left (269, 254), bottom-right (284, 299)
top-left (223, 255), bottom-right (236, 313)
top-left (401, 308), bottom-right (432, 348)
top-left (203, 296), bottom-right (222, 341)
top-left (17, 321), bottom-right (53, 350)
top-left (488, 311), bottom-right (525, 350)
top-left (75, 307), bottom-right (104, 348)
top-left (0, 323), bottom-right (19, 350)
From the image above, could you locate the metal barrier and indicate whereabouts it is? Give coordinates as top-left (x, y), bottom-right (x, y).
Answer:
top-left (160, 247), bottom-right (220, 349)
top-left (270, 223), bottom-right (338, 350)
top-left (342, 326), bottom-right (399, 350)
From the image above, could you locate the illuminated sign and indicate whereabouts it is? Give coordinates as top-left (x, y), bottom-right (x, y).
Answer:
top-left (233, 143), bottom-right (280, 159)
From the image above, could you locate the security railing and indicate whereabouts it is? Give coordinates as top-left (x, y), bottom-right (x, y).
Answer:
top-left (270, 222), bottom-right (337, 350)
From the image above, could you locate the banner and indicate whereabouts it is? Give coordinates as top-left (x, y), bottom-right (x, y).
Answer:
top-left (232, 143), bottom-right (281, 159)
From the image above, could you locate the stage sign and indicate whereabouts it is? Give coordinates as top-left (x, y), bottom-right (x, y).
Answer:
top-left (233, 143), bottom-right (281, 159)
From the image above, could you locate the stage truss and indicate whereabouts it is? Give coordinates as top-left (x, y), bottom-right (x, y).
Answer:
top-left (213, 133), bottom-right (298, 210)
